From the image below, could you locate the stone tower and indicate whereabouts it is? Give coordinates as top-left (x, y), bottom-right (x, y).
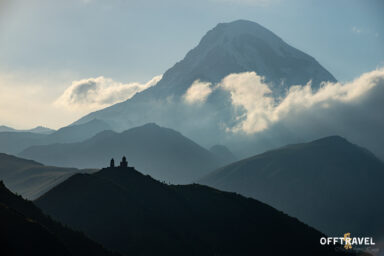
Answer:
top-left (120, 156), bottom-right (128, 168)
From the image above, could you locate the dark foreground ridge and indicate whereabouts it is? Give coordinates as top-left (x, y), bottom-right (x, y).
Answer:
top-left (36, 158), bottom-right (360, 256)
top-left (0, 181), bottom-right (119, 256)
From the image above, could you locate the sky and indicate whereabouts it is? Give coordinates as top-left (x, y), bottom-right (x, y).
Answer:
top-left (0, 0), bottom-right (383, 129)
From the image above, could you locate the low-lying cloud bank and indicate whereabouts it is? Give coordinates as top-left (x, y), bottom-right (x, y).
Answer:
top-left (229, 68), bottom-right (384, 158)
top-left (184, 68), bottom-right (384, 158)
top-left (219, 69), bottom-right (384, 134)
top-left (56, 75), bottom-right (162, 111)
top-left (185, 68), bottom-right (384, 134)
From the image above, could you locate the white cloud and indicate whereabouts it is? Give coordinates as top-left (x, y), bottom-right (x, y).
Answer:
top-left (219, 72), bottom-right (274, 132)
top-left (55, 75), bottom-right (162, 111)
top-left (183, 80), bottom-right (213, 104)
top-left (218, 68), bottom-right (384, 134)
top-left (0, 71), bottom-right (162, 129)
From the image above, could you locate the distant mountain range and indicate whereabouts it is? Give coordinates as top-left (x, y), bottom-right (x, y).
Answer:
top-left (0, 181), bottom-right (119, 256)
top-left (0, 125), bottom-right (55, 134)
top-left (43, 118), bottom-right (111, 144)
top-left (0, 119), bottom-right (111, 155)
top-left (20, 123), bottom-right (224, 184)
top-left (200, 136), bottom-right (384, 241)
top-left (0, 153), bottom-right (95, 199)
top-left (71, 20), bottom-right (336, 147)
top-left (35, 164), bottom-right (347, 256)
top-left (209, 144), bottom-right (237, 164)
top-left (0, 132), bottom-right (46, 155)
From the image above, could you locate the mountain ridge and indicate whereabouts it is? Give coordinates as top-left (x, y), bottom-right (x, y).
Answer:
top-left (0, 125), bottom-right (55, 134)
top-left (199, 135), bottom-right (384, 241)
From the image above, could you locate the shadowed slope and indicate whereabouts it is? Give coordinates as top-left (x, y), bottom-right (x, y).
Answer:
top-left (0, 181), bottom-right (119, 256)
top-left (36, 165), bottom-right (353, 256)
top-left (200, 136), bottom-right (384, 240)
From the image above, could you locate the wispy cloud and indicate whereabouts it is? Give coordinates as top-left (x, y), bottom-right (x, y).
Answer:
top-left (55, 75), bottom-right (162, 111)
top-left (0, 71), bottom-right (162, 129)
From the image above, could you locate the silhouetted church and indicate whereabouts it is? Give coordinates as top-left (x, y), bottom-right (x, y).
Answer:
top-left (110, 156), bottom-right (128, 168)
top-left (120, 156), bottom-right (128, 168)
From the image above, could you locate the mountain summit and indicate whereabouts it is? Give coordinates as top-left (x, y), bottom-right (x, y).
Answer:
top-left (146, 19), bottom-right (336, 97)
top-left (72, 20), bottom-right (337, 145)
